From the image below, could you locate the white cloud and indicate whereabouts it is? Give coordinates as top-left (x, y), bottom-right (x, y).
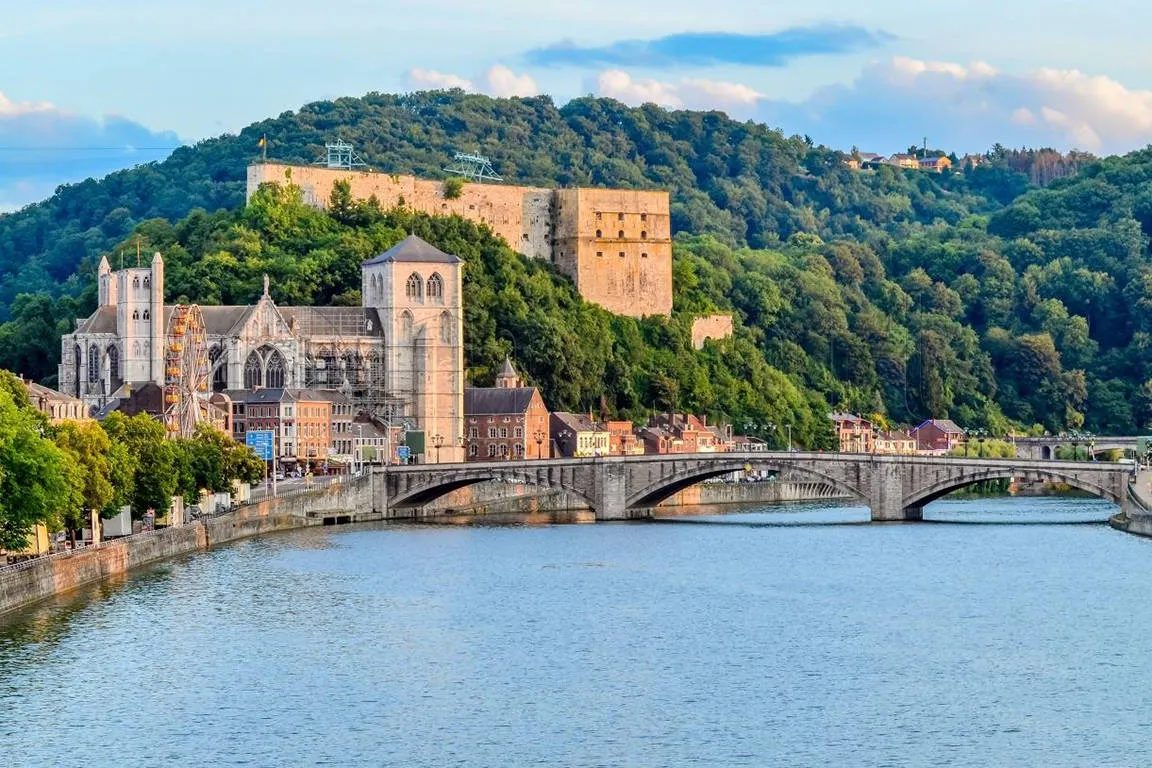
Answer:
top-left (0, 92), bottom-right (181, 209)
top-left (595, 70), bottom-right (765, 114)
top-left (403, 65), bottom-right (538, 98)
top-left (761, 57), bottom-right (1152, 154)
top-left (405, 68), bottom-right (473, 91)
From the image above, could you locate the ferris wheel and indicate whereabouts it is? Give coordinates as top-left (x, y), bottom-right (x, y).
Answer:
top-left (163, 304), bottom-right (210, 439)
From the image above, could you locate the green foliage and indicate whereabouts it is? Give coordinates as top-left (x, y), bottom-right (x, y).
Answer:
top-left (0, 390), bottom-right (75, 550)
top-left (52, 421), bottom-right (116, 535)
top-left (8, 91), bottom-right (1152, 433)
top-left (443, 177), bottom-right (465, 200)
top-left (101, 412), bottom-right (178, 518)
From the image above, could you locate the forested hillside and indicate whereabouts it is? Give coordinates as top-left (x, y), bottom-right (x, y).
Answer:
top-left (3, 90), bottom-right (1152, 436)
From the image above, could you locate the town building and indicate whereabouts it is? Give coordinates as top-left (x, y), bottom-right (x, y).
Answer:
top-left (550, 412), bottom-right (610, 458)
top-left (606, 420), bottom-right (645, 456)
top-left (248, 161), bottom-right (673, 318)
top-left (649, 413), bottom-right (726, 453)
top-left (311, 389), bottom-right (356, 459)
top-left (910, 419), bottom-right (966, 452)
top-left (875, 430), bottom-right (918, 455)
top-left (463, 358), bottom-right (550, 461)
top-left (638, 425), bottom-right (685, 455)
top-left (22, 378), bottom-right (88, 423)
top-left (226, 388), bottom-right (332, 470)
top-left (59, 234), bottom-right (465, 463)
top-left (918, 156), bottom-right (953, 172)
top-left (886, 154), bottom-right (921, 170)
top-left (830, 413), bottom-right (875, 453)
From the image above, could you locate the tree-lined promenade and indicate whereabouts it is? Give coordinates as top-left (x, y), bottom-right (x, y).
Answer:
top-left (0, 370), bottom-right (264, 552)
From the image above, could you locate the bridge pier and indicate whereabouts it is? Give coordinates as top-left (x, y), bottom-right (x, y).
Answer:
top-left (868, 461), bottom-right (921, 522)
top-left (591, 458), bottom-right (629, 521)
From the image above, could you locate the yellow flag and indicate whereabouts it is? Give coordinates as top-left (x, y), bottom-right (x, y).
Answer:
top-left (257, 136), bottom-right (267, 148)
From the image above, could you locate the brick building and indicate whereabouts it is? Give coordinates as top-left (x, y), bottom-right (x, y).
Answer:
top-left (606, 420), bottom-right (645, 456)
top-left (464, 359), bottom-right (550, 461)
top-left (830, 413), bottom-right (874, 453)
top-left (551, 412), bottom-right (610, 458)
top-left (227, 388), bottom-right (332, 469)
top-left (910, 419), bottom-right (965, 452)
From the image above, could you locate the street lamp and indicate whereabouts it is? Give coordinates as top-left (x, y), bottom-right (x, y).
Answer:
top-left (432, 433), bottom-right (444, 464)
top-left (558, 429), bottom-right (572, 458)
top-left (533, 429), bottom-right (545, 459)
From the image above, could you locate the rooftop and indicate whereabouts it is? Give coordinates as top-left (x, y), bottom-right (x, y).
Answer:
top-left (363, 234), bottom-right (463, 266)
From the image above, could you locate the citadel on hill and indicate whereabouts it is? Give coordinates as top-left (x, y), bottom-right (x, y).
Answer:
top-left (247, 156), bottom-right (674, 318)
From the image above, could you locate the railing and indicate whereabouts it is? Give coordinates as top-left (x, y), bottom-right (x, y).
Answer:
top-left (0, 526), bottom-right (174, 577)
top-left (245, 474), bottom-right (349, 504)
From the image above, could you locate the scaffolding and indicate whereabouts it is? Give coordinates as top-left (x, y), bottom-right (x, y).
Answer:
top-left (443, 151), bottom-right (502, 183)
top-left (316, 140), bottom-right (368, 171)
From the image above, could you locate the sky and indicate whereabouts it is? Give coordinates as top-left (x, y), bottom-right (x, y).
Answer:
top-left (3, 0), bottom-right (1152, 210)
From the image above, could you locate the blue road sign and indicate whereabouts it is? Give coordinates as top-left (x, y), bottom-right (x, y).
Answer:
top-left (246, 430), bottom-right (274, 461)
top-left (397, 445), bottom-right (411, 461)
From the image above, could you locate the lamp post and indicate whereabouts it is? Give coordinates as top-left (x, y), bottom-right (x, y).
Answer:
top-left (534, 429), bottom-right (545, 459)
top-left (558, 429), bottom-right (572, 458)
top-left (432, 433), bottom-right (444, 464)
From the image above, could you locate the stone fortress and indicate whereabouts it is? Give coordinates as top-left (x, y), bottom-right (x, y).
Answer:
top-left (246, 162), bottom-right (675, 318)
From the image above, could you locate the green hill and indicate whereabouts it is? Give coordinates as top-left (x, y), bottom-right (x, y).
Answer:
top-left (3, 90), bottom-right (1152, 436)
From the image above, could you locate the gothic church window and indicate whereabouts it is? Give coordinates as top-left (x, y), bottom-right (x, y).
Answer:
top-left (143, 276), bottom-right (150, 289)
top-left (401, 311), bottom-right (414, 339)
top-left (439, 311), bottom-right (453, 344)
top-left (406, 273), bottom-right (423, 301)
top-left (427, 273), bottom-right (444, 302)
top-left (265, 349), bottom-right (286, 388)
top-left (132, 276), bottom-right (140, 289)
top-left (88, 344), bottom-right (99, 383)
top-left (244, 351), bottom-right (262, 389)
top-left (107, 345), bottom-right (120, 384)
top-left (143, 309), bottom-right (150, 321)
top-left (73, 346), bottom-right (81, 397)
top-left (132, 310), bottom-right (139, 320)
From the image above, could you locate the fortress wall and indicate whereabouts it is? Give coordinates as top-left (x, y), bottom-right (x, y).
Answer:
top-left (248, 164), bottom-right (674, 317)
top-left (691, 314), bottom-right (734, 349)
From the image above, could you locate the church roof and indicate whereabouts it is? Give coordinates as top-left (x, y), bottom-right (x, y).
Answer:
top-left (279, 307), bottom-right (385, 338)
top-left (363, 234), bottom-right (462, 265)
top-left (75, 306), bottom-right (117, 334)
top-left (499, 357), bottom-right (517, 377)
top-left (465, 386), bottom-right (539, 416)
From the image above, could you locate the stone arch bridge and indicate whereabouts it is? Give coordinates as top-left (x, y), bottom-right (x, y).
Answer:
top-left (377, 452), bottom-right (1132, 522)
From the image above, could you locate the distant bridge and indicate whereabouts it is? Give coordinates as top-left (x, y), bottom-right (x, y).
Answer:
top-left (1013, 436), bottom-right (1142, 460)
top-left (377, 452), bottom-right (1132, 522)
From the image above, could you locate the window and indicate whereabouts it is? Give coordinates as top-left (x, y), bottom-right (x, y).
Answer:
top-left (488, 444), bottom-right (497, 457)
top-left (427, 273), bottom-right (444, 302)
top-left (617, 213), bottom-right (624, 221)
top-left (469, 427), bottom-right (478, 439)
top-left (618, 230), bottom-right (624, 239)
top-left (440, 311), bottom-right (453, 344)
top-left (143, 276), bottom-right (151, 289)
top-left (469, 444), bottom-right (479, 457)
top-left (596, 251), bottom-right (603, 258)
top-left (513, 443), bottom-right (524, 457)
top-left (641, 252), bottom-right (648, 258)
top-left (266, 349), bottom-right (286, 388)
top-left (400, 310), bottom-right (414, 339)
top-left (107, 345), bottom-right (120, 384)
top-left (640, 231), bottom-right (647, 240)
top-left (244, 350), bottom-right (262, 389)
top-left (488, 427), bottom-right (497, 438)
top-left (498, 444), bottom-right (508, 457)
top-left (132, 310), bottom-right (139, 320)
top-left (142, 309), bottom-right (150, 321)
top-left (618, 252), bottom-right (625, 258)
top-left (406, 273), bottom-right (423, 301)
top-left (595, 229), bottom-right (602, 238)
top-left (595, 212), bottom-right (602, 220)
top-left (641, 213), bottom-right (647, 222)
top-left (88, 344), bottom-right (100, 383)
top-left (132, 276), bottom-right (140, 289)
top-left (514, 426), bottom-right (523, 438)
top-left (499, 427), bottom-right (508, 439)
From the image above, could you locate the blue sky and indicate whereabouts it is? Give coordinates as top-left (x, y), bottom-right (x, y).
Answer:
top-left (3, 0), bottom-right (1152, 209)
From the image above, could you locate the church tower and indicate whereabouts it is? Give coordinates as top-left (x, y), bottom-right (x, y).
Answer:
top-left (116, 252), bottom-right (165, 385)
top-left (495, 357), bottom-right (522, 389)
top-left (362, 235), bottom-right (464, 463)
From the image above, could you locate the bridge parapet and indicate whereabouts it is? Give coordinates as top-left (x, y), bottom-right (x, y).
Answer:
top-left (374, 452), bottom-right (1132, 522)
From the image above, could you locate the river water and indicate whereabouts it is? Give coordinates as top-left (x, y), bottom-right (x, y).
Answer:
top-left (3, 496), bottom-right (1152, 767)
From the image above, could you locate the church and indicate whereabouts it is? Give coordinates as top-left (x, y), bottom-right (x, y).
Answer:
top-left (58, 235), bottom-right (465, 463)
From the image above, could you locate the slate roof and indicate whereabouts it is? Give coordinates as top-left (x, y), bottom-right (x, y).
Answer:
top-left (551, 411), bottom-right (607, 433)
top-left (363, 234), bottom-right (463, 265)
top-left (465, 386), bottom-right (539, 416)
top-left (75, 306), bottom-right (117, 334)
top-left (911, 419), bottom-right (965, 434)
top-left (75, 304), bottom-right (384, 339)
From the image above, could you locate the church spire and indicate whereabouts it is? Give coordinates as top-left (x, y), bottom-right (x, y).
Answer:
top-left (495, 356), bottom-right (521, 388)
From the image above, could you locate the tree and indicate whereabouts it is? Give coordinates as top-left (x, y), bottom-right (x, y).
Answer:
top-left (0, 390), bottom-right (75, 550)
top-left (102, 412), bottom-right (177, 517)
top-left (52, 421), bottom-right (116, 541)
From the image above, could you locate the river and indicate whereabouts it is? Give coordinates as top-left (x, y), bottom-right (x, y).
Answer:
top-left (3, 496), bottom-right (1152, 767)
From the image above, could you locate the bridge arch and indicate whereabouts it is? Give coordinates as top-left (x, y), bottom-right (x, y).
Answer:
top-left (903, 468), bottom-right (1121, 510)
top-left (626, 460), bottom-right (866, 510)
top-left (388, 468), bottom-right (598, 511)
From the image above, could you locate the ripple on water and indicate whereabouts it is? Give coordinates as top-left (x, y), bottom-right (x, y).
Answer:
top-left (1, 496), bottom-right (1151, 767)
